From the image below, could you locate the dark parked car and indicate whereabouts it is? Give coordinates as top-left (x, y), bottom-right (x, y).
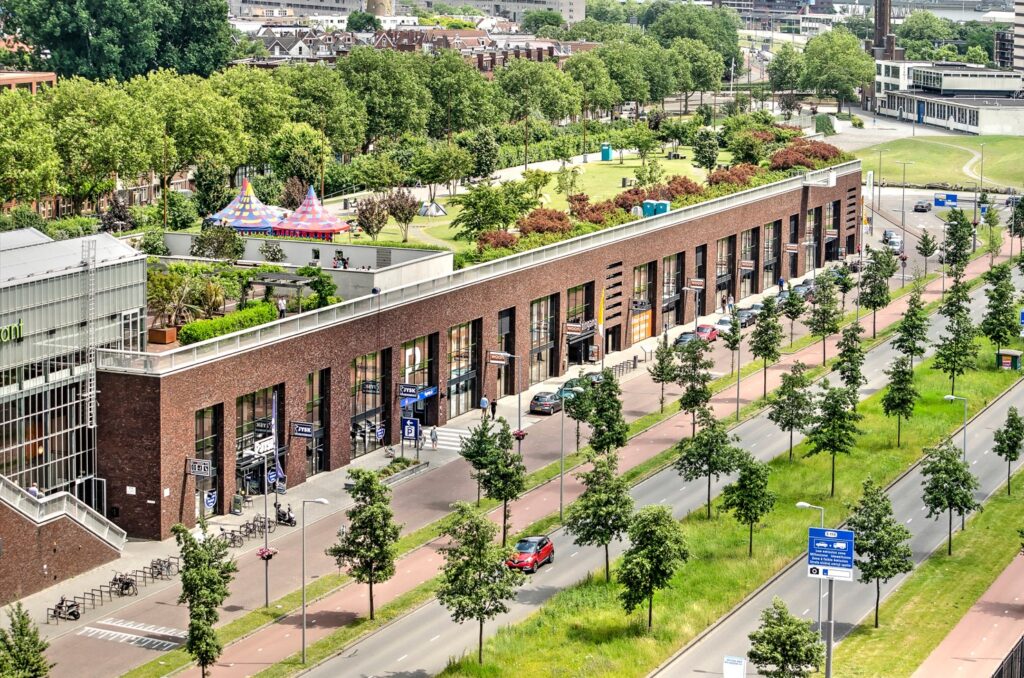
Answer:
top-left (736, 309), bottom-right (756, 327)
top-left (882, 229), bottom-right (897, 244)
top-left (529, 392), bottom-right (562, 415)
top-left (506, 536), bottom-right (554, 573)
top-left (674, 331), bottom-right (699, 346)
top-left (913, 200), bottom-right (932, 212)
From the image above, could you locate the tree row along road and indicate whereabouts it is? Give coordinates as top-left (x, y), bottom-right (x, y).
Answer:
top-left (299, 257), bottom-right (1016, 675)
top-left (45, 242), bottom-right (994, 678)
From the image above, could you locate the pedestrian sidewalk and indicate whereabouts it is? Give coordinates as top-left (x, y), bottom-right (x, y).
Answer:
top-left (912, 555), bottom-right (1024, 678)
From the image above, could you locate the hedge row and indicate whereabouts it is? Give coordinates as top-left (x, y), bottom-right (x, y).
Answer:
top-left (178, 302), bottom-right (277, 346)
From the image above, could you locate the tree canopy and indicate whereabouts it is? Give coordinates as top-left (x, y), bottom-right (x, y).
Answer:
top-left (800, 27), bottom-right (875, 112)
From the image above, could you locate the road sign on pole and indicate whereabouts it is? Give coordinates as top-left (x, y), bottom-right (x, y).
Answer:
top-left (398, 383), bottom-right (418, 399)
top-left (401, 417), bottom-right (420, 442)
top-left (807, 527), bottom-right (855, 581)
top-left (188, 458), bottom-right (212, 477)
top-left (723, 655), bottom-right (747, 678)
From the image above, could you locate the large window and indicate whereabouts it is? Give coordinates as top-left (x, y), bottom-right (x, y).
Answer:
top-left (805, 207), bottom-right (820, 274)
top-left (351, 352), bottom-right (384, 457)
top-left (449, 322), bottom-right (479, 417)
top-left (529, 297), bottom-right (557, 385)
top-left (566, 284), bottom-right (589, 324)
top-left (306, 370), bottom-right (328, 476)
top-left (194, 406), bottom-right (220, 514)
top-left (739, 228), bottom-right (757, 300)
top-left (235, 385), bottom-right (283, 457)
top-left (763, 220), bottom-right (781, 290)
top-left (629, 263), bottom-right (653, 344)
top-left (401, 336), bottom-right (431, 387)
top-left (662, 254), bottom-right (681, 299)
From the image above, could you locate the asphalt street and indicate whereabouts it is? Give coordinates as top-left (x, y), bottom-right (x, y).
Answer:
top-left (303, 248), bottom-right (1010, 677)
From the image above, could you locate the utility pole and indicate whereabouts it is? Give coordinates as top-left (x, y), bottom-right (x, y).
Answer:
top-left (896, 160), bottom-right (914, 286)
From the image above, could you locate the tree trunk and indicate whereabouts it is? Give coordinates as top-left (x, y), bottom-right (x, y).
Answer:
top-left (789, 429), bottom-right (794, 462)
top-left (605, 544), bottom-right (611, 583)
top-left (369, 578), bottom-right (375, 620)
top-left (874, 578), bottom-right (881, 628)
top-left (872, 309), bottom-right (877, 338)
top-left (830, 453), bottom-right (836, 497)
top-left (478, 619), bottom-right (484, 664)
top-left (648, 594), bottom-right (654, 629)
top-left (748, 521), bottom-right (754, 557)
top-left (951, 374), bottom-right (956, 396)
top-left (692, 411), bottom-right (696, 439)
top-left (707, 472), bottom-right (712, 520)
top-left (763, 358), bottom-right (768, 399)
top-left (660, 382), bottom-right (665, 413)
top-left (791, 320), bottom-right (795, 345)
top-left (897, 415), bottom-right (902, 447)
top-left (502, 499), bottom-right (508, 547)
top-left (822, 337), bottom-right (827, 366)
top-left (948, 508), bottom-right (953, 555)
top-left (1009, 460), bottom-right (1013, 496)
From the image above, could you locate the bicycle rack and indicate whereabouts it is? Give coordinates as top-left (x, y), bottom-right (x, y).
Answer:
top-left (46, 556), bottom-right (180, 624)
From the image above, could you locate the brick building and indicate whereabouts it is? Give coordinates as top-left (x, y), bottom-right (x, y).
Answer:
top-left (96, 162), bottom-right (862, 540)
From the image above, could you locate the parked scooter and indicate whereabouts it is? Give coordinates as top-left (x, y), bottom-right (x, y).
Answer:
top-left (274, 502), bottom-right (296, 527)
top-left (52, 596), bottom-right (80, 621)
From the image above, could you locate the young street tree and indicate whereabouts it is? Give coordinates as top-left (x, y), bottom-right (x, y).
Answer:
top-left (692, 127), bottom-right (719, 172)
top-left (459, 417), bottom-right (497, 505)
top-left (749, 296), bottom-right (783, 399)
top-left (437, 501), bottom-right (525, 664)
top-left (675, 407), bottom-right (745, 519)
top-left (921, 439), bottom-right (981, 555)
top-left (781, 283), bottom-right (807, 346)
top-left (992, 406), bottom-right (1024, 496)
top-left (807, 274), bottom-right (842, 366)
top-left (676, 335), bottom-right (714, 437)
top-left (747, 597), bottom-right (824, 678)
top-left (588, 369), bottom-right (629, 455)
top-left (0, 602), bottom-right (51, 677)
top-left (981, 262), bottom-right (1018, 354)
top-left (845, 478), bottom-right (913, 627)
top-left (648, 336), bottom-right (679, 413)
top-left (916, 231), bottom-right (938, 277)
top-left (618, 505), bottom-right (689, 630)
top-left (892, 282), bottom-right (928, 369)
top-left (722, 454), bottom-right (776, 557)
top-left (833, 265), bottom-right (855, 310)
top-left (564, 381), bottom-right (595, 452)
top-left (325, 468), bottom-right (401, 621)
top-left (805, 381), bottom-right (862, 497)
top-left (565, 451), bottom-right (635, 582)
top-left (881, 356), bottom-right (918, 448)
top-left (479, 417), bottom-right (527, 546)
top-left (768, 361), bottom-right (814, 462)
top-left (933, 280), bottom-right (977, 396)
top-left (860, 247), bottom-right (897, 338)
top-left (835, 322), bottom-right (866, 394)
top-left (722, 308), bottom-right (743, 376)
top-left (171, 519), bottom-right (238, 678)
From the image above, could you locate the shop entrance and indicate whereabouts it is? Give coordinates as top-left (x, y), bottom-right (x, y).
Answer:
top-left (567, 334), bottom-right (594, 365)
top-left (306, 436), bottom-right (325, 476)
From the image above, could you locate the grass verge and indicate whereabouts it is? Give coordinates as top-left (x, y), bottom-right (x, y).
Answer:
top-left (833, 473), bottom-right (1024, 678)
top-left (438, 347), bottom-right (1020, 677)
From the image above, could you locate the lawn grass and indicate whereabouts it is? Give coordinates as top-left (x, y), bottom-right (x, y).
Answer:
top-left (438, 346), bottom-right (1021, 677)
top-left (833, 473), bottom-right (1024, 678)
top-left (855, 136), bottom-right (1024, 188)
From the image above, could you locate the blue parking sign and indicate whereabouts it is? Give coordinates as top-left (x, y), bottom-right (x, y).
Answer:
top-left (807, 527), bottom-right (855, 581)
top-left (401, 417), bottom-right (420, 441)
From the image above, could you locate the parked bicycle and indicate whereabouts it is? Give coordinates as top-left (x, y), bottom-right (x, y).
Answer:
top-left (110, 572), bottom-right (138, 597)
top-left (219, 527), bottom-right (243, 548)
top-left (150, 558), bottom-right (178, 578)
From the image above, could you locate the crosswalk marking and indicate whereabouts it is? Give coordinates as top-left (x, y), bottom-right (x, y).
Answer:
top-left (77, 626), bottom-right (180, 652)
top-left (98, 618), bottom-right (186, 639)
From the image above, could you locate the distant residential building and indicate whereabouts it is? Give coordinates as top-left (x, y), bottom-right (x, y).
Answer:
top-left (229, 0), bottom-right (361, 17)
top-left (423, 0), bottom-right (584, 25)
top-left (995, 28), bottom-right (1014, 68)
top-left (1015, 0), bottom-right (1024, 70)
top-left (0, 70), bottom-right (56, 94)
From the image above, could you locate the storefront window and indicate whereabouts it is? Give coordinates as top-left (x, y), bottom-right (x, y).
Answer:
top-left (715, 237), bottom-right (734, 310)
top-left (529, 297), bottom-right (557, 384)
top-left (194, 406), bottom-right (220, 516)
top-left (401, 336), bottom-right (431, 387)
top-left (235, 385), bottom-right (284, 494)
top-left (629, 264), bottom-right (653, 344)
top-left (448, 322), bottom-right (479, 418)
top-left (805, 207), bottom-right (820, 274)
top-left (566, 283), bottom-right (595, 365)
top-left (763, 220), bottom-right (781, 290)
top-left (739, 228), bottom-right (757, 300)
top-left (662, 253), bottom-right (683, 329)
top-left (566, 284), bottom-right (589, 324)
top-left (306, 369), bottom-right (328, 476)
top-left (351, 352), bottom-right (384, 457)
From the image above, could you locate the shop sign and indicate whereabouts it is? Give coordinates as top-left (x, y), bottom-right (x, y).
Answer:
top-left (566, 319), bottom-right (597, 336)
top-left (630, 299), bottom-right (651, 312)
top-left (188, 458), bottom-right (212, 477)
top-left (398, 383), bottom-right (419, 399)
top-left (838, 247), bottom-right (847, 258)
top-left (487, 351), bottom-right (508, 366)
top-left (254, 418), bottom-right (273, 436)
top-left (399, 385), bottom-right (438, 408)
top-left (376, 424), bottom-right (386, 441)
top-left (401, 417), bottom-right (420, 441)
top-left (0, 319), bottom-right (23, 345)
top-left (291, 421), bottom-right (314, 438)
top-left (825, 229), bottom-right (839, 239)
top-left (361, 380), bottom-right (380, 395)
top-left (688, 278), bottom-right (705, 289)
top-left (205, 490), bottom-right (218, 510)
top-left (254, 437), bottom-right (275, 456)
top-left (739, 260), bottom-right (755, 271)
top-left (785, 243), bottom-right (800, 254)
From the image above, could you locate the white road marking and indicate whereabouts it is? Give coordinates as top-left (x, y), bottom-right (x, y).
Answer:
top-left (906, 518), bottom-right (913, 524)
top-left (397, 654), bottom-right (408, 662)
top-left (803, 608), bottom-right (811, 615)
top-left (570, 551), bottom-right (578, 558)
top-left (659, 498), bottom-right (666, 503)
top-left (429, 635), bottom-right (440, 642)
top-left (97, 618), bottom-right (186, 639)
top-left (77, 626), bottom-right (179, 652)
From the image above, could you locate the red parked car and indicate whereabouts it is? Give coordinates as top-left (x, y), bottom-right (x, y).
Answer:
top-left (695, 324), bottom-right (719, 342)
top-left (506, 536), bottom-right (554, 573)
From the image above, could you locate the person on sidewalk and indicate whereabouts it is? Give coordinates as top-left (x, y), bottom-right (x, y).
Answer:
top-left (490, 398), bottom-right (498, 420)
top-left (276, 297), bottom-right (287, 319)
top-left (430, 426), bottom-right (438, 450)
top-left (27, 482), bottom-right (39, 498)
top-left (727, 294), bottom-right (734, 312)
top-left (480, 395), bottom-right (489, 419)
top-left (721, 295), bottom-right (727, 315)
top-left (778, 277), bottom-right (785, 293)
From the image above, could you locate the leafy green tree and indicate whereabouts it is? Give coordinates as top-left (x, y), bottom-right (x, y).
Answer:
top-left (211, 66), bottom-right (296, 167)
top-left (933, 279), bottom-right (976, 396)
top-left (564, 381), bottom-right (596, 452)
top-left (896, 10), bottom-right (954, 43)
top-left (522, 9), bottom-right (564, 33)
top-left (522, 168), bottom-right (553, 201)
top-left (0, 602), bottom-right (51, 677)
top-left (565, 451), bottom-right (635, 582)
top-left (386, 188), bottom-right (419, 243)
top-left (993, 407), bottom-right (1024, 496)
top-left (172, 518), bottom-right (237, 678)
top-left (860, 247), bottom-right (896, 338)
top-left (623, 122), bottom-right (660, 166)
top-left (588, 369), bottom-right (629, 455)
top-left (43, 77), bottom-right (160, 215)
top-left (295, 265), bottom-right (337, 308)
top-left (981, 262), bottom-right (1017, 354)
top-left (0, 89), bottom-right (59, 205)
top-left (426, 50), bottom-right (504, 139)
top-left (496, 59), bottom-right (581, 165)
top-left (347, 10), bottom-right (382, 31)
top-left (892, 282), bottom-right (928, 368)
top-left (167, 191), bottom-right (199, 231)
top-left (338, 48), bottom-right (431, 146)
top-left (846, 478), bottom-right (913, 628)
top-left (450, 180), bottom-right (535, 241)
top-left (916, 232), bottom-right (938, 277)
top-left (835, 322), bottom-right (866, 393)
top-left (833, 266), bottom-right (855, 310)
top-left (647, 2), bottom-right (741, 69)
top-left (675, 407), bottom-right (745, 519)
top-left (921, 439), bottom-right (981, 555)
top-left (800, 27), bottom-right (875, 112)
top-left (355, 195), bottom-right (389, 242)
top-left (781, 283), bottom-right (807, 345)
top-left (190, 225), bottom-right (244, 261)
top-left (437, 502), bottom-right (525, 664)
top-left (157, 0), bottom-right (235, 77)
top-left (648, 336), bottom-right (679, 413)
top-left (676, 337), bottom-right (714, 437)
top-left (767, 43), bottom-right (804, 94)
top-left (618, 505), bottom-right (689, 630)
top-left (805, 381), bottom-right (862, 497)
top-left (943, 208), bottom-right (974, 276)
top-left (268, 122), bottom-right (332, 189)
top-left (670, 38), bottom-right (722, 113)
top-left (748, 597), bottom-right (824, 678)
top-left (722, 308), bottom-right (742, 376)
top-left (749, 297), bottom-right (783, 399)
top-left (325, 468), bottom-right (400, 620)
top-left (692, 127), bottom-right (719, 173)
top-left (464, 128), bottom-right (500, 179)
top-left (769, 361), bottom-right (814, 462)
top-left (722, 454), bottom-right (776, 557)
top-left (596, 40), bottom-right (651, 107)
top-left (459, 417), bottom-right (498, 505)
top-left (192, 159), bottom-right (233, 216)
top-left (478, 417), bottom-right (527, 546)
top-left (272, 64), bottom-right (366, 155)
top-left (352, 151), bottom-right (407, 196)
top-left (881, 356), bottom-right (918, 448)
top-left (806, 274), bottom-right (842, 365)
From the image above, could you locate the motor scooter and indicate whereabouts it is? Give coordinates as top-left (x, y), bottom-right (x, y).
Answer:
top-left (52, 596), bottom-right (80, 621)
top-left (274, 501), bottom-right (296, 527)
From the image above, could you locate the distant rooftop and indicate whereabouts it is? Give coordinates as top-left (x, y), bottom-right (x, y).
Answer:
top-left (0, 228), bottom-right (51, 251)
top-left (906, 92), bottom-right (1024, 107)
top-left (0, 232), bottom-right (144, 288)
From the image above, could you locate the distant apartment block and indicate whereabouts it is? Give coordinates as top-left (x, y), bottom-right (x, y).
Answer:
top-left (0, 70), bottom-right (56, 94)
top-left (229, 0), bottom-right (361, 17)
top-left (1016, 0), bottom-right (1024, 70)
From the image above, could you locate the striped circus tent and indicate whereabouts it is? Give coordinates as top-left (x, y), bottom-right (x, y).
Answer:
top-left (209, 178), bottom-right (281, 234)
top-left (273, 186), bottom-right (350, 240)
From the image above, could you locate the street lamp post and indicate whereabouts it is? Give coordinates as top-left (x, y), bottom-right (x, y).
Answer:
top-left (796, 501), bottom-right (825, 637)
top-left (495, 352), bottom-right (524, 455)
top-left (944, 394), bottom-right (968, 529)
top-left (263, 451), bottom-right (271, 608)
top-left (681, 286), bottom-right (702, 332)
top-left (941, 220), bottom-right (948, 297)
top-left (896, 161), bottom-right (914, 286)
top-left (301, 498), bottom-right (329, 664)
top-left (559, 386), bottom-right (584, 521)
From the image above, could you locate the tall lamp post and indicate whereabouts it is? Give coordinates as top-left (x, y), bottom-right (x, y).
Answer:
top-left (895, 160), bottom-right (914, 286)
top-left (301, 497), bottom-right (329, 664)
top-left (494, 352), bottom-right (523, 455)
top-left (680, 286), bottom-right (702, 332)
top-left (944, 394), bottom-right (969, 529)
top-left (559, 387), bottom-right (584, 521)
top-left (796, 501), bottom-right (825, 635)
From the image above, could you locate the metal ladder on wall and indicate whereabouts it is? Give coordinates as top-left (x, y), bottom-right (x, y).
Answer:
top-left (81, 239), bottom-right (97, 428)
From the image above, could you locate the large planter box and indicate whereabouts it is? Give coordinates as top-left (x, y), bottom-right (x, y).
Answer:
top-left (148, 326), bottom-right (177, 344)
top-left (344, 461), bottom-right (430, 491)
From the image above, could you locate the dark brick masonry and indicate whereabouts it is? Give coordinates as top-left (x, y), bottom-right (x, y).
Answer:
top-left (98, 172), bottom-right (861, 540)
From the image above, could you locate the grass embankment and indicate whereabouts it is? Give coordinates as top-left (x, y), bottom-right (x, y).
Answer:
top-left (439, 347), bottom-right (1020, 677)
top-left (855, 135), bottom-right (1024, 188)
top-left (834, 474), bottom-right (1024, 678)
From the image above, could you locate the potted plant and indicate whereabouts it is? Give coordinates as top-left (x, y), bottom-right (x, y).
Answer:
top-left (513, 429), bottom-right (527, 441)
top-left (146, 270), bottom-right (199, 344)
top-left (257, 546), bottom-right (278, 561)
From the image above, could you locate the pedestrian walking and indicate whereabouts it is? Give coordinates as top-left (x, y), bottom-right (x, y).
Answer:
top-left (727, 294), bottom-right (734, 312)
top-left (429, 426), bottom-right (438, 450)
top-left (778, 277), bottom-right (784, 293)
top-left (27, 482), bottom-right (39, 498)
top-left (721, 294), bottom-right (727, 315)
top-left (490, 398), bottom-right (498, 420)
top-left (276, 297), bottom-right (287, 319)
top-left (480, 395), bottom-right (489, 419)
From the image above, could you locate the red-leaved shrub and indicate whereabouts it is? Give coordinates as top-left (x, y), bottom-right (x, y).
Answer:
top-left (517, 208), bottom-right (572, 235)
top-left (665, 175), bottom-right (703, 199)
top-left (614, 188), bottom-right (648, 211)
top-left (476, 230), bottom-right (519, 252)
top-left (792, 138), bottom-right (841, 161)
top-left (769, 147), bottom-right (816, 170)
top-left (567, 193), bottom-right (591, 217)
top-left (707, 163), bottom-right (762, 186)
top-left (570, 194), bottom-right (618, 224)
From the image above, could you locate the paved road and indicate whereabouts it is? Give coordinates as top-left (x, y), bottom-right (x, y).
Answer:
top-left (301, 252), bottom-right (1010, 677)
